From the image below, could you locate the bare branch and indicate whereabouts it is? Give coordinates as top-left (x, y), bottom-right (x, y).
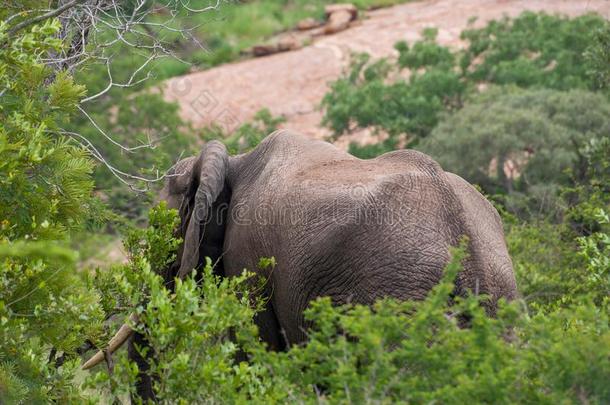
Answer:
top-left (5, 8), bottom-right (53, 25)
top-left (57, 129), bottom-right (185, 192)
top-left (10, 0), bottom-right (225, 187)
top-left (80, 53), bottom-right (155, 102)
top-left (77, 105), bottom-right (157, 153)
top-left (180, 0), bottom-right (222, 13)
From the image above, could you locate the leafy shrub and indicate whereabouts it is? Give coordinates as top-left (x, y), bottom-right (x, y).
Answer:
top-left (0, 20), bottom-right (105, 403)
top-left (0, 21), bottom-right (96, 239)
top-left (418, 87), bottom-right (610, 219)
top-left (87, 204), bottom-right (610, 404)
top-left (322, 39), bottom-right (465, 145)
top-left (563, 137), bottom-right (610, 235)
top-left (461, 12), bottom-right (608, 90)
top-left (585, 24), bottom-right (610, 90)
top-left (85, 204), bottom-right (285, 403)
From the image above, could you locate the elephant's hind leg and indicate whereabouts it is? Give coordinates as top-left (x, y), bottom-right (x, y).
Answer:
top-left (254, 298), bottom-right (287, 351)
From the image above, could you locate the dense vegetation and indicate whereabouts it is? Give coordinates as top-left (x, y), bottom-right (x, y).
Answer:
top-left (0, 20), bottom-right (106, 402)
top-left (88, 199), bottom-right (610, 403)
top-left (420, 87), bottom-right (610, 219)
top-left (0, 3), bottom-right (609, 404)
top-left (322, 12), bottom-right (607, 143)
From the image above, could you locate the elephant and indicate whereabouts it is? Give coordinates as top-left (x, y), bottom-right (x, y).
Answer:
top-left (83, 130), bottom-right (518, 400)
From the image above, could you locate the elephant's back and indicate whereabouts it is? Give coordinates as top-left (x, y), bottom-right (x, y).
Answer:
top-left (232, 138), bottom-right (469, 271)
top-left (275, 150), bottom-right (467, 292)
top-left (234, 130), bottom-right (447, 191)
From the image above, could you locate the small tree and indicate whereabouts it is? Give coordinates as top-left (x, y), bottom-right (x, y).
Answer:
top-left (461, 11), bottom-right (608, 90)
top-left (0, 20), bottom-right (106, 402)
top-left (418, 87), bottom-right (610, 218)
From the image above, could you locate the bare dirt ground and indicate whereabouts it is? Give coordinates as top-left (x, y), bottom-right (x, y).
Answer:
top-left (164, 0), bottom-right (610, 146)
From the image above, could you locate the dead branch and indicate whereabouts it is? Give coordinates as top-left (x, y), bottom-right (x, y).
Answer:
top-left (6, 0), bottom-right (222, 187)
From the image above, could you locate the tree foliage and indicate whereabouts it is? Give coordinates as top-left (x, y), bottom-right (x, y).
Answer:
top-left (460, 12), bottom-right (608, 90)
top-left (0, 19), bottom-right (96, 239)
top-left (418, 87), bottom-right (610, 218)
top-left (0, 20), bottom-right (105, 403)
top-left (322, 32), bottom-right (465, 147)
top-left (585, 24), bottom-right (610, 90)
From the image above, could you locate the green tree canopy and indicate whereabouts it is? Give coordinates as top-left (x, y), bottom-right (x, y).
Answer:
top-left (418, 87), bottom-right (610, 217)
top-left (461, 12), bottom-right (608, 90)
top-left (0, 20), bottom-right (106, 402)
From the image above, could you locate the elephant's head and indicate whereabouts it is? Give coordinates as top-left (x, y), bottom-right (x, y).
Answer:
top-left (82, 140), bottom-right (231, 370)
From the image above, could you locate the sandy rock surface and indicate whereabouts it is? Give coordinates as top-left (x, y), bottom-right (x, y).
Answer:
top-left (164, 0), bottom-right (610, 146)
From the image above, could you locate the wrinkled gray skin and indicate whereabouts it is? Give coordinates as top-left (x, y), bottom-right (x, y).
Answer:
top-left (130, 130), bottom-right (518, 400)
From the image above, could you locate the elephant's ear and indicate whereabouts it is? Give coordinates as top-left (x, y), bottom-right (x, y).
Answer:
top-left (81, 142), bottom-right (229, 372)
top-left (178, 140), bottom-right (229, 279)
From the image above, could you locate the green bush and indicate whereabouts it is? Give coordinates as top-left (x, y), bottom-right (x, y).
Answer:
top-left (418, 87), bottom-right (610, 219)
top-left (563, 137), bottom-right (610, 235)
top-left (85, 204), bottom-right (283, 403)
top-left (585, 24), bottom-right (610, 90)
top-left (88, 203), bottom-right (610, 404)
top-left (0, 20), bottom-right (105, 403)
top-left (461, 12), bottom-right (608, 90)
top-left (322, 41), bottom-right (464, 145)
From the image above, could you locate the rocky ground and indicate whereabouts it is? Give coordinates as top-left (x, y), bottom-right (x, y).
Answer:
top-left (164, 0), bottom-right (610, 147)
